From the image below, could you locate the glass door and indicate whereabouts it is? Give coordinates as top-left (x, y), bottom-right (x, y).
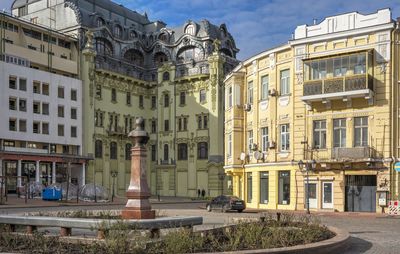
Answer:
top-left (305, 183), bottom-right (317, 209)
top-left (322, 182), bottom-right (333, 209)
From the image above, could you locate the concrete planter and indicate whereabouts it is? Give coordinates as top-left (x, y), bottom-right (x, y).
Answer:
top-left (194, 226), bottom-right (349, 254)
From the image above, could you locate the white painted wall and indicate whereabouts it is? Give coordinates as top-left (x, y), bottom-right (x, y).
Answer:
top-left (0, 61), bottom-right (83, 150)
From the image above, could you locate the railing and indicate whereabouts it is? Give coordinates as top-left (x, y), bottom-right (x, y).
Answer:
top-left (175, 65), bottom-right (210, 79)
top-left (303, 74), bottom-right (372, 96)
top-left (310, 146), bottom-right (380, 161)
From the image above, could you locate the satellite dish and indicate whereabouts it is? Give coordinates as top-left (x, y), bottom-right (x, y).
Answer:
top-left (240, 152), bottom-right (246, 161)
top-left (254, 151), bottom-right (263, 160)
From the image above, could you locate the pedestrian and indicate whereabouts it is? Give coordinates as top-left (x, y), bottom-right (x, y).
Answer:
top-left (201, 189), bottom-right (205, 198)
top-left (197, 189), bottom-right (201, 198)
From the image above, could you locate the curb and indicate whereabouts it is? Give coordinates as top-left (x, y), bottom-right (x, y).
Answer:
top-left (194, 226), bottom-right (350, 254)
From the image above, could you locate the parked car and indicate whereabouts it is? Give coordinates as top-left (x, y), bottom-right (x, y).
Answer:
top-left (206, 195), bottom-right (245, 213)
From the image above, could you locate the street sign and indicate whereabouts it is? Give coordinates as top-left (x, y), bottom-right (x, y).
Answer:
top-left (395, 162), bottom-right (400, 172)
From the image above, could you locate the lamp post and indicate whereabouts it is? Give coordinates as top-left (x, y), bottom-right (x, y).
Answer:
top-left (218, 172), bottom-right (225, 195)
top-left (111, 171), bottom-right (118, 202)
top-left (298, 159), bottom-right (316, 214)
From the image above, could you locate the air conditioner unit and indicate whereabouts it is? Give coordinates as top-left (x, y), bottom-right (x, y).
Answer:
top-left (268, 88), bottom-right (277, 97)
top-left (268, 141), bottom-right (276, 149)
top-left (243, 103), bottom-right (252, 112)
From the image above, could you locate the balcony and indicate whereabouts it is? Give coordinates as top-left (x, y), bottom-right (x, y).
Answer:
top-left (311, 146), bottom-right (380, 162)
top-left (302, 74), bottom-right (373, 104)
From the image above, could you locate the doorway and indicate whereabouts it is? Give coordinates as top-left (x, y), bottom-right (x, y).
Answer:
top-left (322, 182), bottom-right (333, 209)
top-left (305, 183), bottom-right (317, 209)
top-left (345, 175), bottom-right (376, 212)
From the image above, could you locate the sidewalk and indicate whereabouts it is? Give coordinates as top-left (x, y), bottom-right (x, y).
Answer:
top-left (0, 195), bottom-right (207, 209)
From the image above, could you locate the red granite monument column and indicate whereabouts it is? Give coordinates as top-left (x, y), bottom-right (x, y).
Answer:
top-left (121, 117), bottom-right (155, 219)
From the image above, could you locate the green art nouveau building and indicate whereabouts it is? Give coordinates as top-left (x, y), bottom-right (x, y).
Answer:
top-left (12, 0), bottom-right (239, 197)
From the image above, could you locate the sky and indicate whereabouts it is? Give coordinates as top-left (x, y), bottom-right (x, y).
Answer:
top-left (1, 0), bottom-right (399, 60)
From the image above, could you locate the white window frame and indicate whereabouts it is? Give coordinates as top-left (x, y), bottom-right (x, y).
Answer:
top-left (280, 69), bottom-right (290, 95)
top-left (261, 127), bottom-right (268, 152)
top-left (280, 124), bottom-right (290, 152)
top-left (247, 81), bottom-right (253, 104)
top-left (261, 75), bottom-right (269, 100)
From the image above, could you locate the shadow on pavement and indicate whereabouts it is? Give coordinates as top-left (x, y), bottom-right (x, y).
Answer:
top-left (342, 236), bottom-right (373, 254)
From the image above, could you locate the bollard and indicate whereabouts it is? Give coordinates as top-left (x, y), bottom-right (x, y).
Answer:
top-left (277, 212), bottom-right (281, 222)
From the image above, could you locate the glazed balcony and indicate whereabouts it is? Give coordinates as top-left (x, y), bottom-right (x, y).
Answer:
top-left (301, 50), bottom-right (374, 105)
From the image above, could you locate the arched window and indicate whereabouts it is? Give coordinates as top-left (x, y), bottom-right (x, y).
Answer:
top-left (130, 30), bottom-right (137, 39)
top-left (114, 25), bottom-right (122, 37)
top-left (95, 38), bottom-right (113, 56)
top-left (163, 72), bottom-right (170, 81)
top-left (124, 49), bottom-right (144, 66)
top-left (220, 48), bottom-right (232, 57)
top-left (164, 94), bottom-right (169, 107)
top-left (197, 142), bottom-right (208, 160)
top-left (110, 142), bottom-right (117, 160)
top-left (185, 24), bottom-right (195, 35)
top-left (154, 52), bottom-right (168, 66)
top-left (163, 144), bottom-right (169, 162)
top-left (177, 46), bottom-right (202, 62)
top-left (95, 140), bottom-right (103, 158)
top-left (97, 17), bottom-right (105, 27)
top-left (159, 33), bottom-right (168, 42)
top-left (125, 143), bottom-right (132, 160)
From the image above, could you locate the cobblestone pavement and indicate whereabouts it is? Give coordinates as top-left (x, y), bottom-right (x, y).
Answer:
top-left (1, 201), bottom-right (400, 253)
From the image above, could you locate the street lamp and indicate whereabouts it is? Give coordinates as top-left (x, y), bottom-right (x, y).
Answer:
top-left (298, 159), bottom-right (316, 214)
top-left (111, 171), bottom-right (118, 202)
top-left (218, 172), bottom-right (226, 195)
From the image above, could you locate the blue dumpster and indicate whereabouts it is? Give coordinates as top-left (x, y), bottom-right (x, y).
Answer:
top-left (42, 187), bottom-right (62, 201)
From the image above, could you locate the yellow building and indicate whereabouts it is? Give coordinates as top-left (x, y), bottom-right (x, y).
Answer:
top-left (224, 9), bottom-right (400, 213)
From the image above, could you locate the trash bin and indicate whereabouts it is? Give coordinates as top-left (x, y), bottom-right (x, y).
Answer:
top-left (42, 187), bottom-right (62, 201)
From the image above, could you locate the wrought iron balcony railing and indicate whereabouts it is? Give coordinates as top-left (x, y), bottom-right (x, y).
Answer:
top-left (303, 74), bottom-right (373, 97)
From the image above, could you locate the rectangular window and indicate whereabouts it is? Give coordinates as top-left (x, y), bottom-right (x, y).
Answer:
top-left (247, 81), bottom-right (253, 104)
top-left (313, 120), bottom-right (326, 149)
top-left (19, 99), bottom-right (27, 112)
top-left (19, 78), bottom-right (27, 91)
top-left (151, 96), bottom-right (157, 109)
top-left (71, 126), bottom-right (77, 138)
top-left (42, 103), bottom-right (49, 115)
top-left (111, 88), bottom-right (117, 102)
top-left (333, 118), bottom-right (346, 148)
top-left (19, 119), bottom-right (27, 132)
top-left (58, 86), bottom-right (64, 98)
top-left (180, 92), bottom-right (186, 105)
top-left (33, 121), bottom-right (40, 134)
top-left (9, 119), bottom-right (17, 131)
top-left (139, 95), bottom-right (144, 108)
top-left (71, 89), bottom-right (77, 101)
top-left (248, 130), bottom-right (253, 151)
top-left (42, 122), bottom-right (49, 135)
top-left (151, 120), bottom-right (156, 133)
top-left (71, 108), bottom-right (77, 119)
top-left (280, 69), bottom-right (290, 95)
top-left (354, 117), bottom-right (368, 147)
top-left (151, 145), bottom-right (156, 161)
top-left (33, 81), bottom-right (41, 94)
top-left (260, 172), bottom-right (269, 204)
top-left (228, 86), bottom-right (233, 108)
top-left (33, 101), bottom-right (40, 114)
top-left (9, 97), bottom-right (17, 110)
top-left (278, 171), bottom-right (290, 205)
top-left (200, 89), bottom-right (206, 103)
top-left (9, 76), bottom-right (16, 89)
top-left (58, 124), bottom-right (64, 136)
top-left (227, 134), bottom-right (232, 158)
top-left (203, 115), bottom-right (208, 129)
top-left (178, 143), bottom-right (188, 160)
top-left (183, 117), bottom-right (188, 130)
top-left (197, 115), bottom-right (202, 129)
top-left (280, 124), bottom-right (290, 151)
top-left (126, 92), bottom-right (131, 105)
top-left (261, 75), bottom-right (269, 100)
top-left (164, 120), bottom-right (169, 131)
top-left (42, 83), bottom-right (49, 95)
top-left (58, 105), bottom-right (64, 118)
top-left (261, 127), bottom-right (268, 152)
top-left (247, 172), bottom-right (252, 203)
